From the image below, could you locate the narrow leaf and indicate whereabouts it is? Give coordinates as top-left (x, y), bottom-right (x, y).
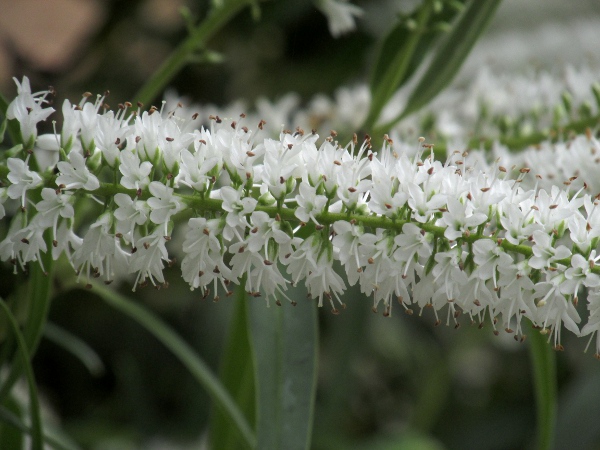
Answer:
top-left (209, 288), bottom-right (255, 450)
top-left (43, 322), bottom-right (105, 377)
top-left (86, 283), bottom-right (256, 449)
top-left (380, 0), bottom-right (502, 132)
top-left (247, 293), bottom-right (318, 450)
top-left (364, 2), bottom-right (434, 130)
top-left (0, 299), bottom-right (44, 450)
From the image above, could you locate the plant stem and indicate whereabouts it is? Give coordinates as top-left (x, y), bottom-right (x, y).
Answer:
top-left (134, 0), bottom-right (249, 106)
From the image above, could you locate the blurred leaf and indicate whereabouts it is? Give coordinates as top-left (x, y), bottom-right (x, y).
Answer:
top-left (209, 289), bottom-right (256, 450)
top-left (0, 403), bottom-right (81, 450)
top-left (0, 299), bottom-right (44, 450)
top-left (87, 283), bottom-right (256, 449)
top-left (43, 322), bottom-right (105, 377)
top-left (364, 1), bottom-right (434, 130)
top-left (0, 92), bottom-right (20, 146)
top-left (0, 399), bottom-right (24, 450)
top-left (379, 0), bottom-right (502, 133)
top-left (368, 1), bottom-right (465, 116)
top-left (247, 294), bottom-right (318, 450)
top-left (0, 232), bottom-right (54, 403)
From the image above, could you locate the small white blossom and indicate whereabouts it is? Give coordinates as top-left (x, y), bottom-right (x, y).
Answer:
top-left (56, 151), bottom-right (100, 191)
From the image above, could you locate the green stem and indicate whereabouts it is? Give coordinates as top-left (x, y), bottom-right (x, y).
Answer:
top-left (0, 299), bottom-right (44, 450)
top-left (528, 326), bottom-right (557, 450)
top-left (134, 0), bottom-right (250, 106)
top-left (85, 282), bottom-right (256, 449)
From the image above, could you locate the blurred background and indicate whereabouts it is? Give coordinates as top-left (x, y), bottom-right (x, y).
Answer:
top-left (1, 0), bottom-right (600, 449)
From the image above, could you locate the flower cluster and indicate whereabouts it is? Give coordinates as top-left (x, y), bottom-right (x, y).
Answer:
top-left (3, 77), bottom-right (600, 356)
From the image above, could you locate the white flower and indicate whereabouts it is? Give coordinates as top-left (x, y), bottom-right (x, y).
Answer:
top-left (181, 217), bottom-right (231, 298)
top-left (316, 0), bottom-right (363, 38)
top-left (56, 151), bottom-right (100, 191)
top-left (6, 157), bottom-right (43, 207)
top-left (6, 76), bottom-right (55, 147)
top-left (72, 214), bottom-right (130, 285)
top-left (130, 229), bottom-right (170, 289)
top-left (529, 230), bottom-right (571, 269)
top-left (295, 183), bottom-right (327, 224)
top-left (0, 215), bottom-right (48, 272)
top-left (147, 182), bottom-right (183, 233)
top-left (52, 220), bottom-right (82, 263)
top-left (119, 149), bottom-right (152, 193)
top-left (35, 188), bottom-right (74, 237)
top-left (113, 193), bottom-right (150, 245)
top-left (220, 186), bottom-right (257, 240)
top-left (442, 197), bottom-right (487, 241)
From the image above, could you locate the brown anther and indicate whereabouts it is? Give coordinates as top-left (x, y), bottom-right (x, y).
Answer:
top-left (333, 160), bottom-right (342, 166)
top-left (276, 213), bottom-right (281, 221)
top-left (238, 246), bottom-right (245, 253)
top-left (454, 323), bottom-right (461, 329)
top-left (467, 192), bottom-right (473, 200)
top-left (246, 151), bottom-right (255, 157)
top-left (143, 242), bottom-right (150, 249)
top-left (520, 167), bottom-right (531, 173)
top-left (480, 187), bottom-right (490, 192)
top-left (264, 259), bottom-right (273, 266)
top-left (434, 319), bottom-right (441, 327)
top-left (251, 226), bottom-right (258, 234)
top-left (348, 187), bottom-right (356, 193)
top-left (199, 139), bottom-right (207, 145)
top-left (384, 203), bottom-right (393, 209)
top-left (332, 308), bottom-right (340, 315)
top-left (315, 224), bottom-right (324, 230)
top-left (246, 172), bottom-right (252, 180)
top-left (192, 112), bottom-right (199, 120)
top-left (280, 176), bottom-right (285, 184)
top-left (404, 309), bottom-right (413, 316)
top-left (203, 228), bottom-right (210, 235)
top-left (330, 130), bottom-right (338, 137)
top-left (427, 167), bottom-right (434, 175)
top-left (368, 257), bottom-right (374, 264)
top-left (473, 299), bottom-right (481, 306)
top-left (505, 328), bottom-right (514, 334)
top-left (498, 166), bottom-right (507, 172)
top-left (549, 204), bottom-right (558, 209)
top-left (258, 120), bottom-right (266, 130)
top-left (166, 137), bottom-right (174, 142)
top-left (21, 238), bottom-right (29, 244)
top-left (276, 299), bottom-right (282, 306)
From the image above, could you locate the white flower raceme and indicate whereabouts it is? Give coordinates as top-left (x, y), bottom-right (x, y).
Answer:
top-left (5, 76), bottom-right (600, 356)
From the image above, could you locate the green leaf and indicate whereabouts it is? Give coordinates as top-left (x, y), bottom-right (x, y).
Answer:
top-left (363, 2), bottom-right (434, 131)
top-left (0, 398), bottom-right (24, 450)
top-left (247, 293), bottom-right (319, 450)
top-left (86, 282), bottom-right (256, 449)
top-left (43, 322), bottom-right (105, 377)
top-left (0, 299), bottom-right (44, 450)
top-left (528, 324), bottom-right (557, 450)
top-left (209, 288), bottom-right (256, 450)
top-left (378, 0), bottom-right (502, 133)
top-left (0, 403), bottom-right (81, 450)
top-left (0, 92), bottom-right (21, 146)
top-left (0, 231), bottom-right (54, 403)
